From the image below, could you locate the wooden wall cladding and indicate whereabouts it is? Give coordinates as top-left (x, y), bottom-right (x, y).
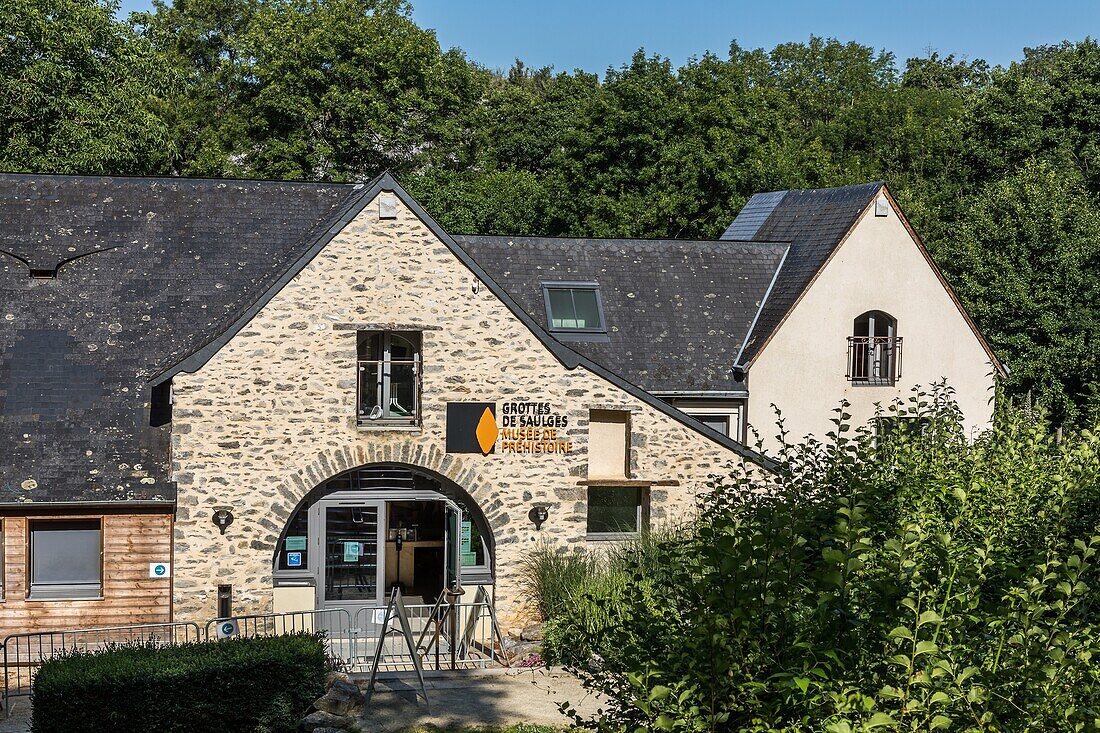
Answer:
top-left (0, 511), bottom-right (173, 640)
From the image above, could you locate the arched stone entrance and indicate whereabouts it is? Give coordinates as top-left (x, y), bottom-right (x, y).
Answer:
top-left (271, 463), bottom-right (495, 611)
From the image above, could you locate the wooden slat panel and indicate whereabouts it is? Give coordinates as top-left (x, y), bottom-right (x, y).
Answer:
top-left (0, 512), bottom-right (173, 641)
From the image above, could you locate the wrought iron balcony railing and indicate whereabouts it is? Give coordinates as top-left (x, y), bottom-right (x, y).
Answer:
top-left (847, 336), bottom-right (902, 386)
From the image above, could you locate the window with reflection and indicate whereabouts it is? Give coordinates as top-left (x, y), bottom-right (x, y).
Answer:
top-left (357, 331), bottom-right (421, 426)
top-left (587, 487), bottom-right (646, 537)
top-left (543, 283), bottom-right (607, 336)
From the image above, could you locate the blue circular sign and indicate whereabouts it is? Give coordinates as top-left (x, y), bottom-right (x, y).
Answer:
top-left (154, 564), bottom-right (166, 576)
top-left (221, 622), bottom-right (234, 636)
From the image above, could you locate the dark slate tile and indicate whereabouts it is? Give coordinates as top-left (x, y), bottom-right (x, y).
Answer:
top-left (721, 182), bottom-right (883, 364)
top-left (0, 174), bottom-right (360, 504)
top-left (455, 235), bottom-right (788, 393)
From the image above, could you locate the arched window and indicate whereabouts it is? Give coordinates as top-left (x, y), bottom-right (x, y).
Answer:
top-left (848, 311), bottom-right (901, 385)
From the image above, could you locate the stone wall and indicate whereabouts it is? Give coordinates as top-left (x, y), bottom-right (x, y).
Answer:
top-left (169, 191), bottom-right (755, 625)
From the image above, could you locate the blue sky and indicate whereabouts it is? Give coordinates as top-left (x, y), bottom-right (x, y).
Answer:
top-left (117, 0), bottom-right (1097, 73)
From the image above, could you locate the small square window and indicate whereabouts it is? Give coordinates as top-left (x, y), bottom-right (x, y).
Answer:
top-left (29, 519), bottom-right (102, 599)
top-left (543, 283), bottom-right (607, 340)
top-left (587, 487), bottom-right (645, 538)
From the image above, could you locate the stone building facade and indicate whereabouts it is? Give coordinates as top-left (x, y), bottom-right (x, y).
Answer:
top-left (0, 171), bottom-right (1000, 636)
top-left (167, 186), bottom-right (755, 624)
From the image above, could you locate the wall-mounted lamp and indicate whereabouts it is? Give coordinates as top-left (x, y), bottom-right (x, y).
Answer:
top-left (213, 509), bottom-right (234, 535)
top-left (472, 278), bottom-right (482, 295)
top-left (528, 505), bottom-right (549, 530)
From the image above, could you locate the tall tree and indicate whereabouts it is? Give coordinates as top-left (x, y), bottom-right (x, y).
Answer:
top-left (0, 0), bottom-right (177, 174)
top-left (940, 160), bottom-right (1100, 422)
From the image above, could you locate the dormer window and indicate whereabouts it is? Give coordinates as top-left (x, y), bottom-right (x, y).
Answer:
top-left (847, 311), bottom-right (902, 386)
top-left (542, 282), bottom-right (608, 342)
top-left (357, 331), bottom-right (420, 427)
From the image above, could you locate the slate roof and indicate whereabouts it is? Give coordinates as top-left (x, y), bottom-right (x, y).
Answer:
top-left (1, 173), bottom-right (786, 505)
top-left (0, 174), bottom-right (361, 504)
top-left (455, 236), bottom-right (788, 393)
top-left (722, 182), bottom-right (884, 365)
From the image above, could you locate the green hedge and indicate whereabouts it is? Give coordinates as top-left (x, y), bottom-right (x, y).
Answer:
top-left (31, 633), bottom-right (327, 733)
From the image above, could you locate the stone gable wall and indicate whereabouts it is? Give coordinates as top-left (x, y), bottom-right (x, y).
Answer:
top-left (169, 192), bottom-right (753, 624)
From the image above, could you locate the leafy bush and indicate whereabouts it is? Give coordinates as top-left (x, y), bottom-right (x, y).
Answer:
top-left (31, 633), bottom-right (326, 733)
top-left (551, 384), bottom-right (1100, 732)
top-left (522, 528), bottom-right (684, 665)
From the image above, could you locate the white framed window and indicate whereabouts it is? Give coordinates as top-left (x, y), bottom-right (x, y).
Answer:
top-left (694, 414), bottom-right (731, 435)
top-left (357, 331), bottom-right (421, 427)
top-left (542, 282), bottom-right (608, 341)
top-left (29, 519), bottom-right (103, 600)
top-left (586, 487), bottom-right (646, 539)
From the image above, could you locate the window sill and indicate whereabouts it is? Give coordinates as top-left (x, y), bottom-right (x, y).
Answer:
top-left (357, 423), bottom-right (422, 433)
top-left (586, 532), bottom-right (639, 542)
top-left (848, 381), bottom-right (897, 388)
top-left (26, 594), bottom-right (104, 602)
top-left (549, 331), bottom-right (611, 344)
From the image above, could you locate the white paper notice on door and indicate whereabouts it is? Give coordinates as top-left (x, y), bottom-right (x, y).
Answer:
top-left (343, 541), bottom-right (360, 562)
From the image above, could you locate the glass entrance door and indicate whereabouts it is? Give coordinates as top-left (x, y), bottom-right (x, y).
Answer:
top-left (320, 502), bottom-right (385, 607)
top-left (444, 504), bottom-right (458, 593)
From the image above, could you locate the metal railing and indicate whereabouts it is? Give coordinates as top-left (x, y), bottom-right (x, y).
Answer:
top-left (353, 588), bottom-right (509, 672)
top-left (2, 588), bottom-right (510, 712)
top-left (357, 359), bottom-right (420, 426)
top-left (204, 608), bottom-right (356, 667)
top-left (2, 622), bottom-right (202, 711)
top-left (847, 335), bottom-right (903, 385)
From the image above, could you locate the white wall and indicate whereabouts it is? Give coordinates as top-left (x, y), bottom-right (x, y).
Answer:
top-left (747, 195), bottom-right (996, 451)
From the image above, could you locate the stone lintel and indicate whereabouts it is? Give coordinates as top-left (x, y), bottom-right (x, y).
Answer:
top-left (332, 322), bottom-right (442, 331)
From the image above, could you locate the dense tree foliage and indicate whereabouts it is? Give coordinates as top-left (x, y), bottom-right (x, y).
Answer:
top-left (1, 0), bottom-right (1098, 421)
top-left (0, 0), bottom-right (177, 173)
top-left (533, 389), bottom-right (1100, 731)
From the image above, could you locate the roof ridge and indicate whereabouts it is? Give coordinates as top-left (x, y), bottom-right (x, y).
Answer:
top-left (455, 234), bottom-right (792, 247)
top-left (0, 171), bottom-right (364, 188)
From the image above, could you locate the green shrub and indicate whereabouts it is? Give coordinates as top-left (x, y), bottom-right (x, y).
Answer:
top-left (522, 528), bottom-right (685, 665)
top-left (555, 384), bottom-right (1100, 732)
top-left (31, 633), bottom-right (327, 733)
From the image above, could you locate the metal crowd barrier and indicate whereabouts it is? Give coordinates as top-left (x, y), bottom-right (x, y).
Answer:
top-left (353, 586), bottom-right (510, 672)
top-left (2, 622), bottom-right (203, 712)
top-left (1, 590), bottom-right (510, 714)
top-left (204, 608), bottom-right (356, 667)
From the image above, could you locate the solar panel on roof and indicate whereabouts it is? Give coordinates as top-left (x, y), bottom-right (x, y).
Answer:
top-left (721, 190), bottom-right (788, 241)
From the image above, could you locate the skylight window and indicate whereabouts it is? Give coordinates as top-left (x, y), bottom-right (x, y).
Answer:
top-left (542, 282), bottom-right (607, 340)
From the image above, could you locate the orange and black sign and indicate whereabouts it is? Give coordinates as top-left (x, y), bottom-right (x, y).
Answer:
top-left (447, 401), bottom-right (575, 456)
top-left (446, 403), bottom-right (498, 455)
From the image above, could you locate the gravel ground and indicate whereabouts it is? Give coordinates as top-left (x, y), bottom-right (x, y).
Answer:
top-left (359, 667), bottom-right (603, 732)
